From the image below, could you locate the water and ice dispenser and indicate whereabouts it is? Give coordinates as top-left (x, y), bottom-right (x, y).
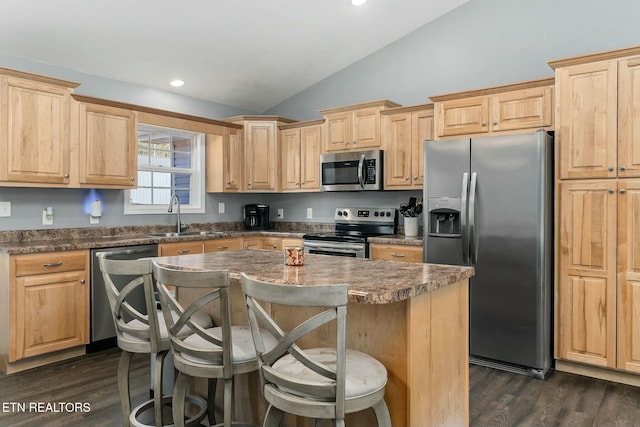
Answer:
top-left (428, 197), bottom-right (461, 237)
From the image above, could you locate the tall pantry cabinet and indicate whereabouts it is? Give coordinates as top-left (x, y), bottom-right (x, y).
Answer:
top-left (551, 46), bottom-right (640, 374)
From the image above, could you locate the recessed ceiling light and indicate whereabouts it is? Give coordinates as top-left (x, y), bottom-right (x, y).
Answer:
top-left (352, 0), bottom-right (367, 5)
top-left (170, 79), bottom-right (184, 87)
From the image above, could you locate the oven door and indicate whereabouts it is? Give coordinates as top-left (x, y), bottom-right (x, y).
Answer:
top-left (303, 240), bottom-right (366, 258)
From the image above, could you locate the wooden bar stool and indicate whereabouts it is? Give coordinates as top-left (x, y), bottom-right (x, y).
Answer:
top-left (98, 255), bottom-right (209, 427)
top-left (152, 261), bottom-right (277, 427)
top-left (241, 272), bottom-right (392, 427)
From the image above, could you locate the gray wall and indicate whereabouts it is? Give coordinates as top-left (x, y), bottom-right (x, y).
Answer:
top-left (266, 0), bottom-right (640, 120)
top-left (1, 0), bottom-right (639, 231)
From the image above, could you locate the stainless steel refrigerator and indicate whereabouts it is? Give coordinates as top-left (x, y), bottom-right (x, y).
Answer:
top-left (423, 130), bottom-right (553, 379)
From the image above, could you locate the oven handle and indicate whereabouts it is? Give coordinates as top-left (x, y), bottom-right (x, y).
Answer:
top-left (303, 241), bottom-right (364, 252)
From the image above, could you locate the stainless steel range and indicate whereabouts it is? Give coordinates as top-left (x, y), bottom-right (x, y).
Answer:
top-left (302, 207), bottom-right (397, 258)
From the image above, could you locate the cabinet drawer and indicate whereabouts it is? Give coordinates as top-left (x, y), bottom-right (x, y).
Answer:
top-left (13, 250), bottom-right (88, 277)
top-left (369, 244), bottom-right (423, 263)
top-left (204, 238), bottom-right (243, 253)
top-left (159, 241), bottom-right (204, 256)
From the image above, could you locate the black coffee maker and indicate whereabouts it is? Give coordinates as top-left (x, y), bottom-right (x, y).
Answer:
top-left (244, 204), bottom-right (269, 230)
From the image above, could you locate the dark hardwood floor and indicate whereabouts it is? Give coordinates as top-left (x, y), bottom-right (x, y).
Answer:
top-left (2, 348), bottom-right (640, 426)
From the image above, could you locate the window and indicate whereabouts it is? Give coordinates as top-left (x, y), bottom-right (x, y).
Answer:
top-left (124, 124), bottom-right (205, 214)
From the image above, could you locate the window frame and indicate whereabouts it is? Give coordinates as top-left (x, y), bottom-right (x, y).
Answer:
top-left (124, 123), bottom-right (205, 215)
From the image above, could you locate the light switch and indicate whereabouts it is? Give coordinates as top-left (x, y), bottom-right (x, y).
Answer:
top-left (277, 208), bottom-right (284, 219)
top-left (306, 208), bottom-right (313, 219)
top-left (218, 202), bottom-right (225, 214)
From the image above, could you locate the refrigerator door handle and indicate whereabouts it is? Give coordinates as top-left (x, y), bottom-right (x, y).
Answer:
top-left (469, 172), bottom-right (478, 264)
top-left (461, 172), bottom-right (469, 264)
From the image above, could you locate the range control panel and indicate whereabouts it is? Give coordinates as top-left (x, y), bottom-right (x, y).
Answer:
top-left (334, 207), bottom-right (397, 223)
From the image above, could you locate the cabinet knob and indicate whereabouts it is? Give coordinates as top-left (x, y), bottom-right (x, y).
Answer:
top-left (218, 246), bottom-right (229, 250)
top-left (413, 176), bottom-right (418, 180)
top-left (405, 177), bottom-right (410, 181)
top-left (620, 188), bottom-right (627, 194)
top-left (177, 249), bottom-right (190, 254)
top-left (608, 166), bottom-right (615, 172)
top-left (352, 140), bottom-right (357, 145)
top-left (492, 120), bottom-right (498, 125)
top-left (481, 122), bottom-right (487, 127)
top-left (608, 188), bottom-right (615, 194)
top-left (247, 183), bottom-right (252, 186)
top-left (227, 181), bottom-right (231, 185)
top-left (620, 165), bottom-right (627, 171)
top-left (130, 176), bottom-right (135, 181)
top-left (64, 174), bottom-right (70, 179)
top-left (345, 141), bottom-right (350, 145)
top-left (80, 279), bottom-right (86, 285)
top-left (295, 182), bottom-right (300, 185)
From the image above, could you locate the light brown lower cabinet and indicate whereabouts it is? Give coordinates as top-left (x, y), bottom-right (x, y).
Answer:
top-left (369, 243), bottom-right (423, 263)
top-left (9, 250), bottom-right (89, 362)
top-left (204, 238), bottom-right (243, 253)
top-left (158, 241), bottom-right (204, 256)
top-left (557, 179), bottom-right (640, 373)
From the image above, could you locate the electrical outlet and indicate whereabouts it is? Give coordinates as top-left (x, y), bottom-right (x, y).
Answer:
top-left (42, 210), bottom-right (53, 225)
top-left (0, 202), bottom-right (10, 217)
top-left (90, 215), bottom-right (100, 225)
top-left (306, 208), bottom-right (313, 219)
top-left (277, 208), bottom-right (284, 219)
top-left (218, 202), bottom-right (225, 214)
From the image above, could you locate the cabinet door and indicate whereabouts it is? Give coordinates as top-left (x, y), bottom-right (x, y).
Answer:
top-left (618, 57), bottom-right (640, 178)
top-left (204, 238), bottom-right (243, 253)
top-left (300, 125), bottom-right (321, 190)
top-left (558, 180), bottom-right (617, 368)
top-left (383, 112), bottom-right (412, 188)
top-left (411, 109), bottom-right (433, 187)
top-left (245, 121), bottom-right (278, 191)
top-left (617, 179), bottom-right (640, 372)
top-left (435, 96), bottom-right (489, 137)
top-left (224, 127), bottom-right (243, 191)
top-left (281, 128), bottom-right (301, 190)
top-left (77, 102), bottom-right (137, 187)
top-left (352, 107), bottom-right (381, 149)
top-left (324, 112), bottom-right (351, 152)
top-left (0, 76), bottom-right (71, 184)
top-left (490, 86), bottom-right (553, 132)
top-left (158, 241), bottom-right (204, 256)
top-left (12, 270), bottom-right (88, 361)
top-left (557, 60), bottom-right (618, 179)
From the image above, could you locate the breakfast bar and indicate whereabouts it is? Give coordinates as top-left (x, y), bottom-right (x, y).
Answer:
top-left (155, 249), bottom-right (474, 427)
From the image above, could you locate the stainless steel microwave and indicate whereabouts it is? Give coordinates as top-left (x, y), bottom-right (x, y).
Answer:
top-left (320, 149), bottom-right (383, 191)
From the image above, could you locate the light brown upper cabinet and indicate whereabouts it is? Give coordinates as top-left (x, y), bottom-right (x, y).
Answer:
top-left (381, 104), bottom-right (433, 190)
top-left (206, 124), bottom-right (244, 193)
top-left (320, 100), bottom-right (400, 153)
top-left (72, 95), bottom-right (137, 188)
top-left (225, 116), bottom-right (296, 192)
top-left (280, 120), bottom-right (323, 192)
top-left (430, 78), bottom-right (554, 139)
top-left (0, 68), bottom-right (79, 186)
top-left (550, 50), bottom-right (640, 179)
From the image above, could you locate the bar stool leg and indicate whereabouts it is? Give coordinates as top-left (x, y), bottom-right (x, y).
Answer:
top-left (153, 351), bottom-right (169, 426)
top-left (207, 378), bottom-right (217, 425)
top-left (118, 351), bottom-right (135, 427)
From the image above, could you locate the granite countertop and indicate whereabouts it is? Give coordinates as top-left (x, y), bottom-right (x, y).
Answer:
top-left (0, 224), bottom-right (422, 254)
top-left (154, 250), bottom-right (473, 304)
top-left (368, 234), bottom-right (423, 246)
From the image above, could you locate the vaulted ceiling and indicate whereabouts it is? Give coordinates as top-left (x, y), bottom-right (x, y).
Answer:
top-left (0, 0), bottom-right (470, 112)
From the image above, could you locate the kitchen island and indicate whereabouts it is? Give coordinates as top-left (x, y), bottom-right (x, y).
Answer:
top-left (155, 249), bottom-right (474, 427)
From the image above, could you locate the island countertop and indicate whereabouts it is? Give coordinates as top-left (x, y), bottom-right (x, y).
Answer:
top-left (154, 249), bottom-right (474, 304)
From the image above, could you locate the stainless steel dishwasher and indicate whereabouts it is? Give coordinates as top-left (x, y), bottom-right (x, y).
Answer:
top-left (89, 244), bottom-right (158, 352)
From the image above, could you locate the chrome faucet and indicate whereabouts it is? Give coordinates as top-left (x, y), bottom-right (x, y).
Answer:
top-left (168, 193), bottom-right (182, 233)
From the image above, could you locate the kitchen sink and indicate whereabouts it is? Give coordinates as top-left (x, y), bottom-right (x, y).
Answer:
top-left (147, 231), bottom-right (227, 238)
